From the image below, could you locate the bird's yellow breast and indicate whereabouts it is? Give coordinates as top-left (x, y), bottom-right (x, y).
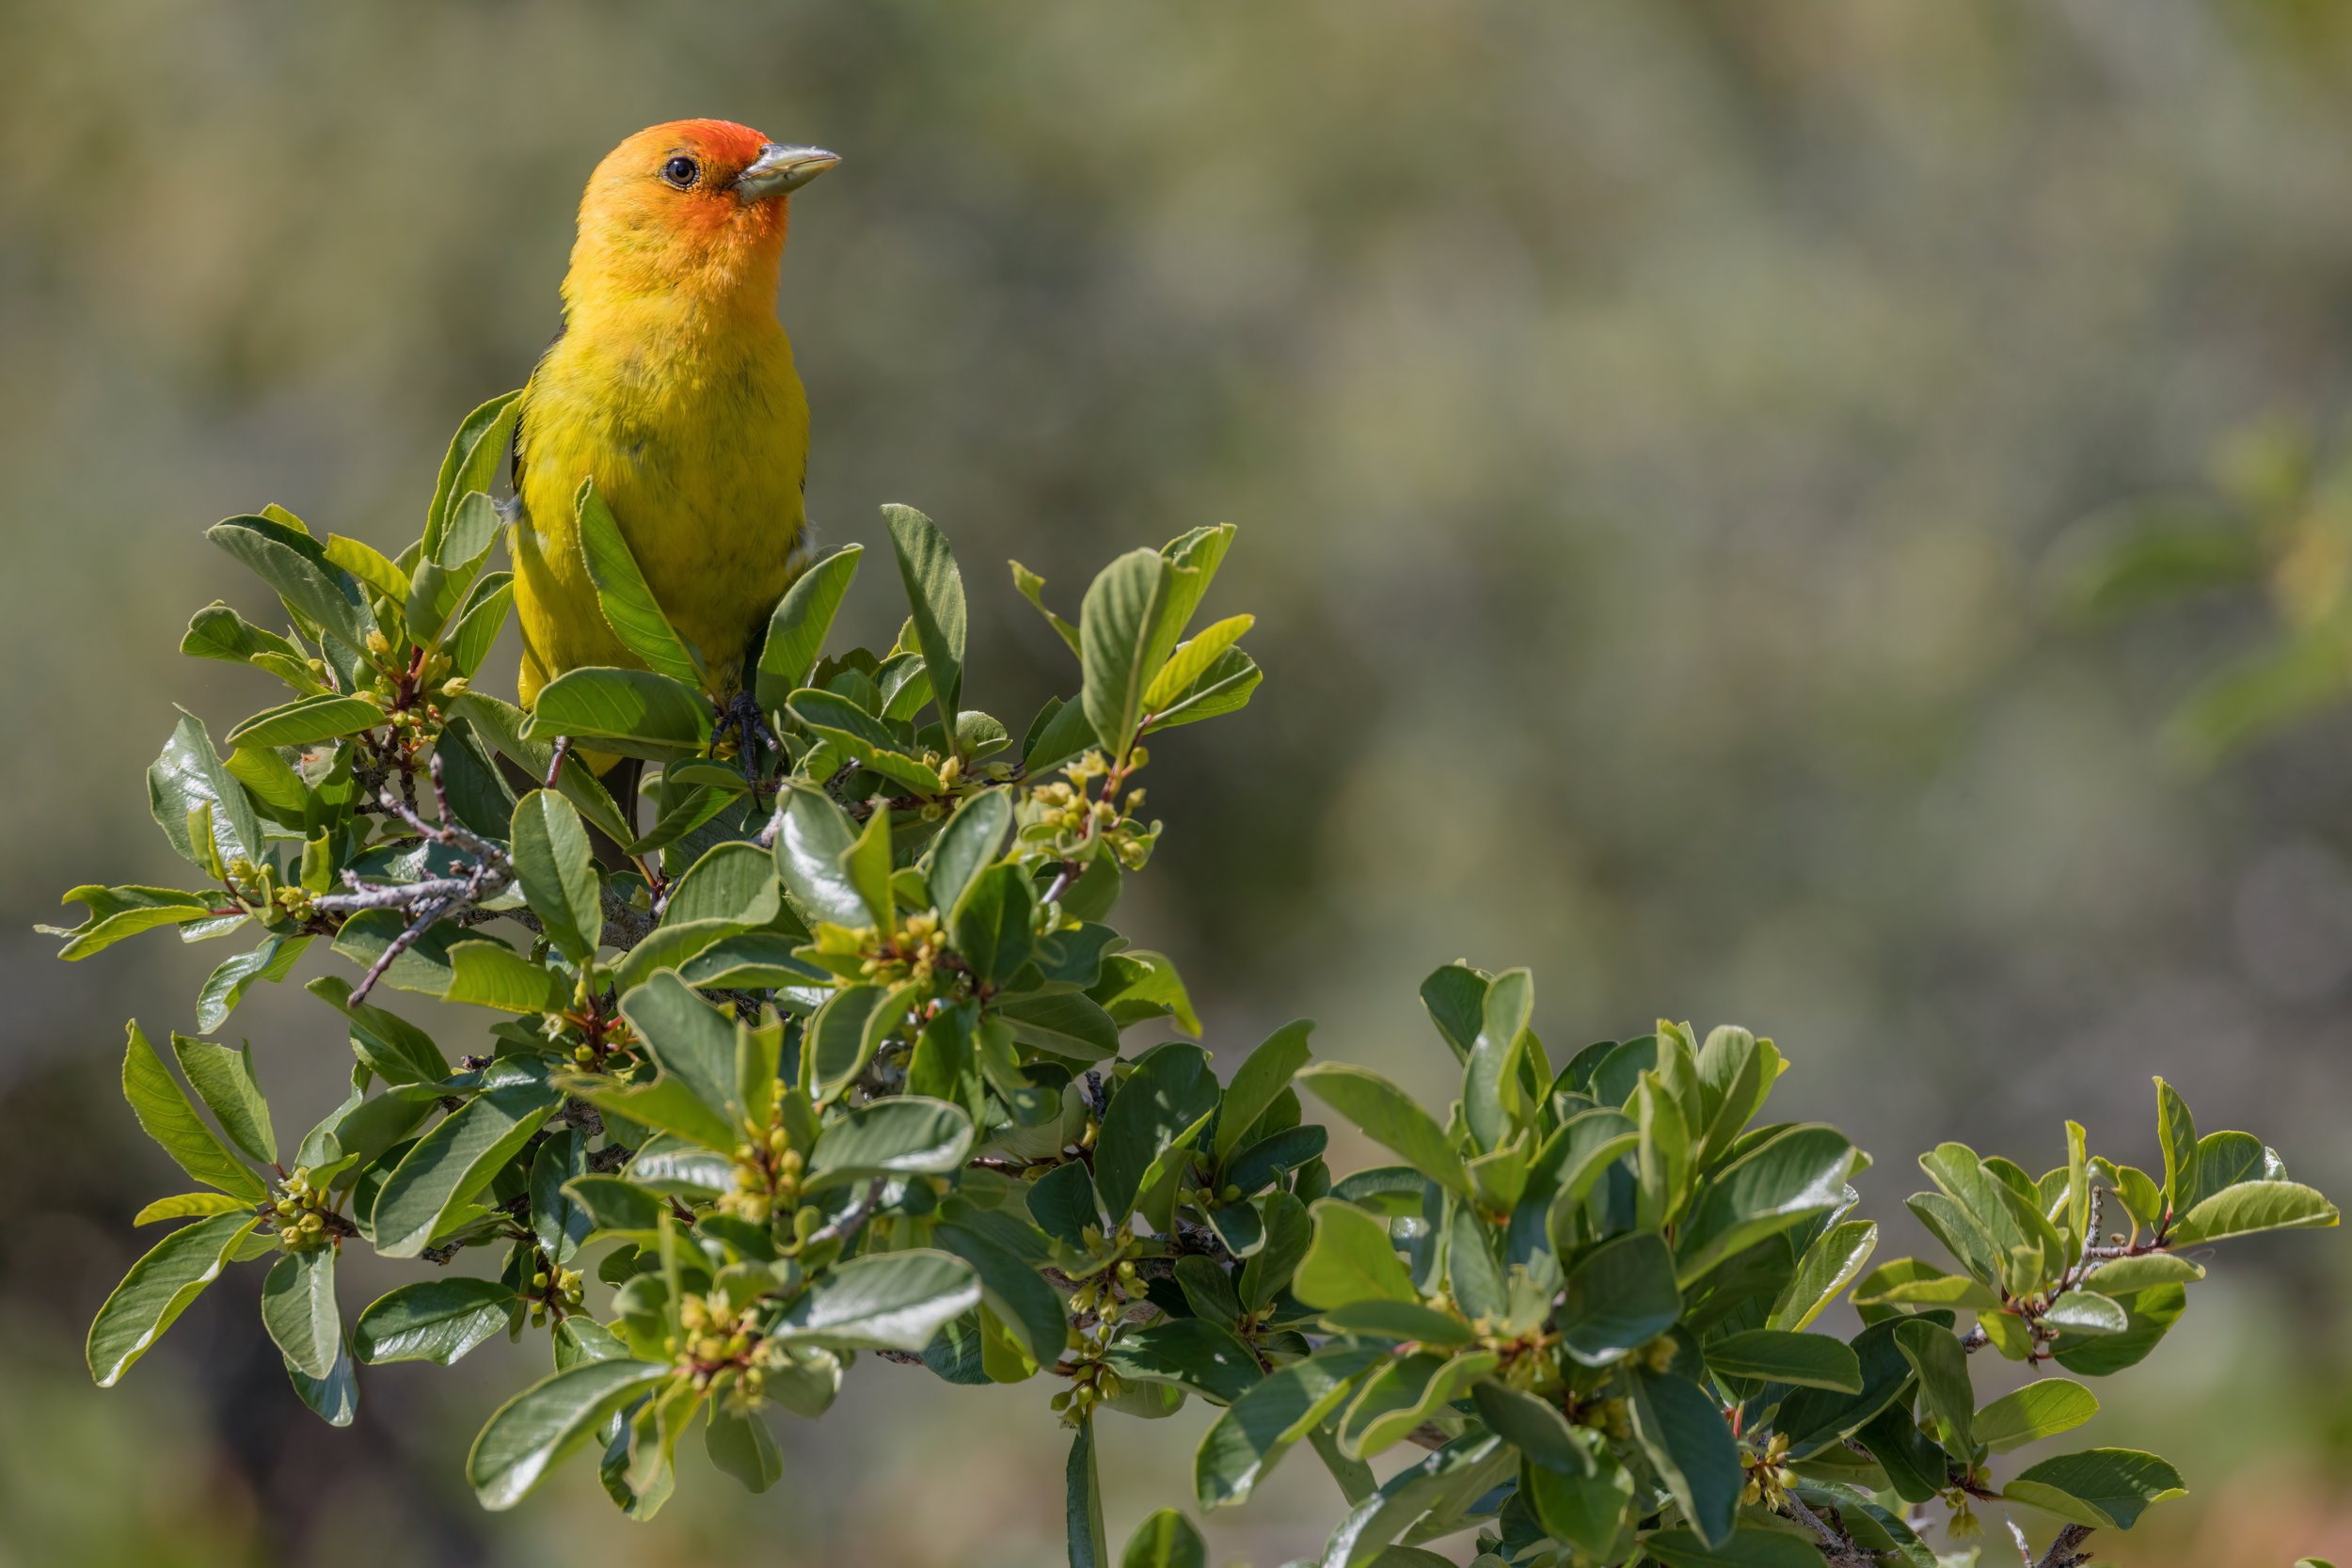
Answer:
top-left (511, 302), bottom-right (811, 705)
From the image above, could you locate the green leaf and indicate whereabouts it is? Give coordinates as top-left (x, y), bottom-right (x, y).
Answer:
top-left (1319, 1299), bottom-right (1474, 1345)
top-left (423, 389), bottom-right (523, 558)
top-left (1470, 1382), bottom-right (1591, 1476)
top-left (1120, 1508), bottom-right (1205, 1568)
top-left (149, 712), bottom-right (265, 874)
top-left (1706, 1329), bottom-right (1861, 1392)
top-left (1975, 1380), bottom-right (2098, 1453)
top-left (1766, 1219), bottom-right (1876, 1333)
top-left (951, 863), bottom-right (1038, 987)
top-left (1025, 695), bottom-right (1104, 775)
top-left (1559, 1232), bottom-right (1681, 1366)
top-left (526, 667), bottom-right (713, 756)
top-left (756, 545), bottom-right (863, 710)
top-left (1210, 1022), bottom-right (1313, 1164)
top-left (1141, 614), bottom-right (1254, 712)
top-left (1417, 963), bottom-right (1488, 1063)
top-left (1641, 1528), bottom-right (1825, 1568)
top-left (1010, 560), bottom-right (1083, 654)
top-left (168, 1033), bottom-right (276, 1166)
top-left (122, 1022), bottom-right (265, 1201)
top-left (2003, 1448), bottom-right (2186, 1529)
top-left (532, 1130), bottom-right (594, 1263)
top-left (927, 790), bottom-right (1013, 915)
top-left (372, 1065), bottom-right (561, 1257)
top-left (2054, 1283), bottom-right (2186, 1377)
top-left (772, 784), bottom-right (868, 929)
top-left (1068, 1416), bottom-right (1108, 1568)
top-left (467, 1357), bottom-right (672, 1510)
top-left (992, 991), bottom-right (1116, 1068)
top-left (706, 1403), bottom-right (785, 1494)
top-left (2079, 1253), bottom-right (2204, 1294)
top-left (787, 689), bottom-right (945, 797)
top-left (442, 938), bottom-right (571, 1014)
top-left (1095, 1044), bottom-right (1220, 1222)
top-left (262, 1246), bottom-right (340, 1380)
top-left (1142, 645), bottom-right (1261, 734)
top-left (87, 1212), bottom-right (259, 1386)
top-left (1195, 1344), bottom-right (1383, 1511)
top-left (224, 692), bottom-right (386, 749)
top-left (448, 573), bottom-right (516, 678)
top-left (1893, 1318), bottom-right (1974, 1451)
top-left (2040, 1291), bottom-right (2128, 1338)
top-left (306, 975), bottom-right (451, 1086)
top-left (181, 601), bottom-right (320, 689)
top-left (1080, 548), bottom-right (1180, 754)
top-left (1295, 1062), bottom-right (1470, 1199)
top-left (208, 514), bottom-right (376, 658)
top-left (446, 691), bottom-right (632, 845)
top-left (803, 983), bottom-right (910, 1105)
top-left (1672, 1124), bottom-right (1855, 1285)
top-left (2169, 1180), bottom-right (2339, 1243)
top-left (133, 1192), bottom-right (251, 1226)
top-left (2155, 1076), bottom-right (2199, 1213)
top-left (1522, 1454), bottom-right (1635, 1559)
top-left (1464, 968), bottom-right (1534, 1151)
top-left (573, 477), bottom-right (705, 686)
top-left (286, 1337), bottom-right (358, 1428)
top-left (510, 789), bottom-right (601, 962)
top-left (620, 972), bottom-right (740, 1120)
top-left (43, 885), bottom-right (224, 958)
top-left (195, 935), bottom-right (310, 1035)
top-left (811, 1096), bottom-right (976, 1182)
top-left (882, 504), bottom-right (967, 724)
top-left (1627, 1367), bottom-right (1742, 1547)
top-left (771, 1250), bottom-right (980, 1352)
top-left (354, 1277), bottom-right (519, 1365)
top-left (1315, 1432), bottom-right (1513, 1568)
top-left (934, 1221), bottom-right (1066, 1366)
top-left (1294, 1198), bottom-right (1418, 1308)
top-left (1102, 1318), bottom-right (1263, 1405)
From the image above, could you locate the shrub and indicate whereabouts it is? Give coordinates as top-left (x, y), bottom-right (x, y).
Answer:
top-left (56, 394), bottom-right (2342, 1568)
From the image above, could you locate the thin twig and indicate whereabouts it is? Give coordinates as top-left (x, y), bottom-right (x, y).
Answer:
top-left (312, 753), bottom-right (515, 1003)
top-left (801, 1178), bottom-right (888, 1252)
top-left (1783, 1495), bottom-right (1875, 1568)
top-left (543, 735), bottom-right (573, 790)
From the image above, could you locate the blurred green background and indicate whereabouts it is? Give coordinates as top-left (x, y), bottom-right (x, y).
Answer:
top-left (7, 2), bottom-right (2352, 1562)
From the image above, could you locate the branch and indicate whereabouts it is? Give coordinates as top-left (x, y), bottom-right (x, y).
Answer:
top-left (312, 753), bottom-right (514, 1003)
top-left (2034, 1523), bottom-right (2095, 1568)
top-left (1784, 1495), bottom-right (1876, 1568)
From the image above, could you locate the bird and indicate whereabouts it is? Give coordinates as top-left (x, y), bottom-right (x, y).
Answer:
top-left (508, 119), bottom-right (838, 715)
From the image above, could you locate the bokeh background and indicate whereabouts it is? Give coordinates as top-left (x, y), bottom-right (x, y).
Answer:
top-left (7, 2), bottom-right (2352, 1563)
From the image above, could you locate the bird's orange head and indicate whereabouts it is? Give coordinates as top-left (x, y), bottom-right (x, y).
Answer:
top-left (565, 119), bottom-right (838, 314)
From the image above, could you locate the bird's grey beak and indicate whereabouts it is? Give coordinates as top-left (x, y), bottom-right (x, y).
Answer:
top-left (735, 143), bottom-right (840, 201)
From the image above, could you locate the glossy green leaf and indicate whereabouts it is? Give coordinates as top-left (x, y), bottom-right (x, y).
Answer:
top-left (1673, 1123), bottom-right (1855, 1284)
top-left (354, 1277), bottom-right (519, 1365)
top-left (2169, 1180), bottom-right (2339, 1243)
top-left (510, 789), bottom-right (601, 961)
top-left (883, 504), bottom-right (966, 723)
top-left (372, 1065), bottom-right (560, 1257)
top-left (756, 545), bottom-right (863, 710)
top-left (2003, 1448), bottom-right (2186, 1529)
top-left (149, 712), bottom-right (265, 873)
top-left (1706, 1329), bottom-right (1861, 1392)
top-left (1195, 1344), bottom-right (1383, 1511)
top-left (224, 692), bottom-right (385, 749)
top-left (87, 1212), bottom-right (259, 1386)
top-left (573, 477), bottom-right (704, 686)
top-left (195, 934), bottom-right (310, 1035)
top-left (1120, 1508), bottom-right (1205, 1568)
top-left (169, 1033), bottom-right (276, 1165)
top-left (771, 1250), bottom-right (980, 1352)
top-left (262, 1245), bottom-right (340, 1380)
top-left (467, 1357), bottom-right (671, 1510)
top-left (1295, 1062), bottom-right (1470, 1199)
top-left (1642, 1528), bottom-right (1824, 1568)
top-left (1976, 1380), bottom-right (2098, 1453)
top-left (811, 1096), bottom-right (977, 1182)
top-left (1294, 1198), bottom-right (1417, 1308)
top-left (122, 1022), bottom-right (265, 1201)
top-left (1096, 1044), bottom-right (1220, 1221)
top-left (1627, 1367), bottom-right (1742, 1547)
top-left (1559, 1232), bottom-right (1681, 1366)
top-left (526, 667), bottom-right (713, 756)
top-left (772, 784), bottom-right (867, 929)
top-left (706, 1402), bottom-right (785, 1494)
top-left (1068, 1416), bottom-right (1108, 1568)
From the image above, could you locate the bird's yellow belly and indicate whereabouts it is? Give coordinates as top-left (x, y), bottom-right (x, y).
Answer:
top-left (512, 328), bottom-right (810, 705)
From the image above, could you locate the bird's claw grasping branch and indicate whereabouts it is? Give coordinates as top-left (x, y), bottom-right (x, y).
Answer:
top-left (313, 753), bottom-right (515, 1004)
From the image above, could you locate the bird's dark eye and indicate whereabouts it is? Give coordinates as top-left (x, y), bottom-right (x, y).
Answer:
top-left (660, 155), bottom-right (700, 189)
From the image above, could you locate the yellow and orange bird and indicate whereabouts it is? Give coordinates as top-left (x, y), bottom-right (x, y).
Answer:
top-left (510, 120), bottom-right (838, 708)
